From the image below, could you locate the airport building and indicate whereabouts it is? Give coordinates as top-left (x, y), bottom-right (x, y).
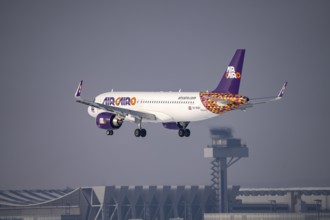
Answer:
top-left (1, 186), bottom-right (330, 220)
top-left (2, 128), bottom-right (329, 220)
top-left (0, 186), bottom-right (213, 220)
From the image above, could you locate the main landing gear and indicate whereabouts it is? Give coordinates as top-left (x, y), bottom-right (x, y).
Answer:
top-left (106, 128), bottom-right (147, 137)
top-left (134, 117), bottom-right (147, 138)
top-left (178, 128), bottom-right (190, 137)
top-left (134, 128), bottom-right (147, 137)
top-left (177, 122), bottom-right (190, 137)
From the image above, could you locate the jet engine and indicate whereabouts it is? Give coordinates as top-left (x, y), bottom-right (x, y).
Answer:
top-left (96, 113), bottom-right (123, 130)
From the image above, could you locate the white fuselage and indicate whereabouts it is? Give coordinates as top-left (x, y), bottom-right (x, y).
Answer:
top-left (87, 91), bottom-right (217, 123)
top-left (74, 50), bottom-right (286, 137)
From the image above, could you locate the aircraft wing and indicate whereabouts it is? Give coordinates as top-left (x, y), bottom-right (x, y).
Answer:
top-left (74, 81), bottom-right (157, 120)
top-left (238, 82), bottom-right (288, 110)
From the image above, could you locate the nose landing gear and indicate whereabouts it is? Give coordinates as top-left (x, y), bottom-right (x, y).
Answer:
top-left (106, 130), bottom-right (114, 135)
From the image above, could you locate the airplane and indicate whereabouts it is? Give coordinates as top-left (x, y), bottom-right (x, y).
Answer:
top-left (75, 49), bottom-right (287, 138)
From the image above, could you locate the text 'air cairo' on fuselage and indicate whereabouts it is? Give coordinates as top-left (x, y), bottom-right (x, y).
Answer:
top-left (75, 49), bottom-right (287, 138)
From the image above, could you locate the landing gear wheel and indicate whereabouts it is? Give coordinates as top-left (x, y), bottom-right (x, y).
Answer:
top-left (140, 129), bottom-right (147, 137)
top-left (178, 129), bottom-right (185, 137)
top-left (184, 129), bottom-right (190, 137)
top-left (106, 130), bottom-right (114, 136)
top-left (134, 129), bottom-right (141, 137)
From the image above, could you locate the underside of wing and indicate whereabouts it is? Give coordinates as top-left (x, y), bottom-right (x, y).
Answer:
top-left (74, 81), bottom-right (157, 121)
top-left (76, 98), bottom-right (157, 120)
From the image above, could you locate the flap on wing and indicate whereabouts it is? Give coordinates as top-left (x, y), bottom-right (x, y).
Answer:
top-left (74, 81), bottom-right (157, 121)
top-left (76, 97), bottom-right (157, 120)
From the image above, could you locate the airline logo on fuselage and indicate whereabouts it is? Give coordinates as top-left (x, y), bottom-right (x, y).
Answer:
top-left (103, 97), bottom-right (137, 106)
top-left (226, 66), bottom-right (241, 79)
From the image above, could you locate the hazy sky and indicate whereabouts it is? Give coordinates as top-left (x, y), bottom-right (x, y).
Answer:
top-left (1, 1), bottom-right (329, 190)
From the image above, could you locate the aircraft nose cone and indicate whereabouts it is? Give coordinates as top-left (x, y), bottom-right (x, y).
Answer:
top-left (87, 106), bottom-right (95, 116)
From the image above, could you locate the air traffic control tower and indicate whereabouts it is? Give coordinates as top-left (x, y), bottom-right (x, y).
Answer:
top-left (204, 128), bottom-right (249, 213)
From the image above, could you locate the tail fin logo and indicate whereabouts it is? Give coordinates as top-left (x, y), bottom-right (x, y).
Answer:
top-left (225, 66), bottom-right (241, 79)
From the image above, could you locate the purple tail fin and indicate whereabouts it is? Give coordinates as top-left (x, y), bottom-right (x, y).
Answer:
top-left (212, 49), bottom-right (245, 94)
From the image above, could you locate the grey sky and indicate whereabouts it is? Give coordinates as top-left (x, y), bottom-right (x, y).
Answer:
top-left (0, 0), bottom-right (329, 190)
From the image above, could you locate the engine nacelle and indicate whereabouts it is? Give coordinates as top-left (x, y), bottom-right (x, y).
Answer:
top-left (96, 113), bottom-right (123, 130)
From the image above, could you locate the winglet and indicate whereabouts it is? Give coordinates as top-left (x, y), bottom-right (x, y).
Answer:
top-left (277, 82), bottom-right (288, 99)
top-left (75, 80), bottom-right (83, 98)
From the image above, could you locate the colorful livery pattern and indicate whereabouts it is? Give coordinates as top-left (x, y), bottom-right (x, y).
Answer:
top-left (75, 49), bottom-right (287, 137)
top-left (200, 92), bottom-right (248, 114)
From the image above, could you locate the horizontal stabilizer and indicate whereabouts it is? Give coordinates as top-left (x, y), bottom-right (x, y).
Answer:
top-left (238, 82), bottom-right (288, 110)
